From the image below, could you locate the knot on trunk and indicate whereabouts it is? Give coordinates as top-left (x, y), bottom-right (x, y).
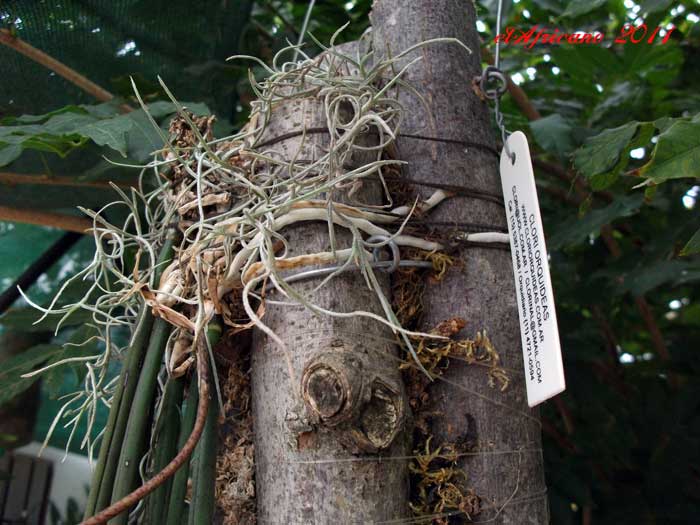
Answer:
top-left (301, 352), bottom-right (363, 424)
top-left (300, 346), bottom-right (406, 452)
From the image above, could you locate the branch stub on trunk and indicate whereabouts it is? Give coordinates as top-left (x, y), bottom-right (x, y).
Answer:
top-left (300, 347), bottom-right (406, 453)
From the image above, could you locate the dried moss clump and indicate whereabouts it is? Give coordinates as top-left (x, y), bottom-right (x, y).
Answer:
top-left (214, 338), bottom-right (255, 525)
top-left (390, 249), bottom-right (509, 523)
top-left (409, 438), bottom-right (481, 524)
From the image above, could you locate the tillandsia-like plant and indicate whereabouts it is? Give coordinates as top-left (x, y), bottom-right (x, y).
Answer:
top-left (23, 26), bottom-right (510, 524)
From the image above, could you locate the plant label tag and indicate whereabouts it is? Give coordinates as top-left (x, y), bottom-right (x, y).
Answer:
top-left (499, 131), bottom-right (565, 407)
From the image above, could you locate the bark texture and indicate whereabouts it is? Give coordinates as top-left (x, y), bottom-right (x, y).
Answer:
top-left (371, 1), bottom-right (548, 523)
top-left (250, 44), bottom-right (411, 524)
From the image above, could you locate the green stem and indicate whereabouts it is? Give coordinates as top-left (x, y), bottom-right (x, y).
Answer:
top-left (108, 317), bottom-right (172, 524)
top-left (188, 321), bottom-right (222, 525)
top-left (93, 304), bottom-right (154, 514)
top-left (89, 233), bottom-right (175, 520)
top-left (143, 377), bottom-right (185, 524)
top-left (83, 361), bottom-right (126, 519)
top-left (165, 378), bottom-right (199, 525)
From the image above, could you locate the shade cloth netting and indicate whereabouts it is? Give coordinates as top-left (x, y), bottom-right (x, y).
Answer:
top-left (1, 0), bottom-right (254, 118)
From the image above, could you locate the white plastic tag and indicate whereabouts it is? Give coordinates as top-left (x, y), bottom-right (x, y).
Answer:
top-left (500, 131), bottom-right (566, 407)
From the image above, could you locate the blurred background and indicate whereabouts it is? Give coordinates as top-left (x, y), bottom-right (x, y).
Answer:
top-left (0, 1), bottom-right (699, 523)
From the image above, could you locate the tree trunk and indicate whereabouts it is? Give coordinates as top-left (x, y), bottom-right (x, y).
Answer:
top-left (250, 43), bottom-right (411, 523)
top-left (371, 1), bottom-right (549, 523)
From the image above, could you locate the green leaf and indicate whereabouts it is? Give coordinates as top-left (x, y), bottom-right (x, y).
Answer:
top-left (643, 184), bottom-right (658, 202)
top-left (618, 260), bottom-right (700, 296)
top-left (0, 307), bottom-right (93, 333)
top-left (680, 229), bottom-right (700, 256)
top-left (80, 115), bottom-right (134, 156)
top-left (1, 106), bottom-right (90, 125)
top-left (481, 0), bottom-right (513, 20)
top-left (121, 110), bottom-right (168, 163)
top-left (550, 194), bottom-right (644, 249)
top-left (531, 0), bottom-right (565, 14)
top-left (621, 42), bottom-right (683, 87)
top-left (575, 122), bottom-right (639, 177)
top-left (0, 144), bottom-right (22, 166)
top-left (0, 111), bottom-right (98, 167)
top-left (574, 121), bottom-right (654, 190)
top-left (550, 46), bottom-right (620, 83)
top-left (561, 0), bottom-right (607, 18)
top-left (0, 101), bottom-right (211, 167)
top-left (641, 118), bottom-right (700, 183)
top-left (639, 0), bottom-right (672, 14)
top-left (653, 116), bottom-right (681, 133)
top-left (0, 344), bottom-right (61, 406)
top-left (42, 112), bottom-right (97, 134)
top-left (589, 82), bottom-right (644, 125)
top-left (0, 325), bottom-right (100, 406)
top-left (531, 113), bottom-right (575, 161)
top-left (145, 101), bottom-right (210, 120)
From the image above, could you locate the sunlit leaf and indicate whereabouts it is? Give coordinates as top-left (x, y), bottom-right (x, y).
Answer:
top-left (575, 122), bottom-right (639, 177)
top-left (574, 121), bottom-right (654, 189)
top-left (641, 117), bottom-right (700, 183)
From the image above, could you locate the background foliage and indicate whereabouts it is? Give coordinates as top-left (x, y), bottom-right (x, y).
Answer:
top-left (1, 1), bottom-right (699, 523)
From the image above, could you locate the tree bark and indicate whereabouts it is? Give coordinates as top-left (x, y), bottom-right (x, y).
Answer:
top-left (371, 1), bottom-right (548, 523)
top-left (249, 44), bottom-right (411, 523)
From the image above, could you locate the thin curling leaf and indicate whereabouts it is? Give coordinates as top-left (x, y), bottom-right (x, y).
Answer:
top-left (157, 76), bottom-right (221, 163)
top-left (226, 54), bottom-right (275, 74)
top-left (272, 41), bottom-right (307, 71)
top-left (23, 35), bottom-right (465, 461)
top-left (129, 77), bottom-right (175, 149)
top-left (307, 29), bottom-right (362, 71)
top-left (328, 19), bottom-right (348, 49)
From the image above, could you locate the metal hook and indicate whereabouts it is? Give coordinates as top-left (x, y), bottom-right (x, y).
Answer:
top-left (479, 66), bottom-right (508, 100)
top-left (367, 234), bottom-right (400, 273)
